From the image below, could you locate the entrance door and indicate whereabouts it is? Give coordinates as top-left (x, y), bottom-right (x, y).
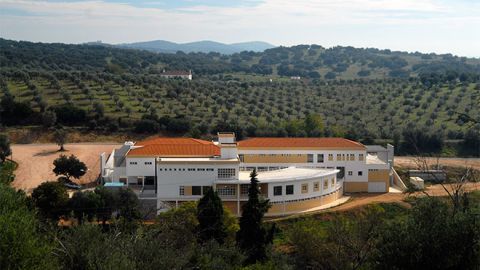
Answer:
top-left (144, 176), bottom-right (155, 186)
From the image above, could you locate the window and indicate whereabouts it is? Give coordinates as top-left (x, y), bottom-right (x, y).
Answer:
top-left (192, 186), bottom-right (202, 196)
top-left (317, 154), bottom-right (324, 163)
top-left (324, 179), bottom-right (328, 189)
top-left (301, 183), bottom-right (308, 194)
top-left (337, 154), bottom-right (342, 161)
top-left (337, 166), bottom-right (345, 179)
top-left (349, 154), bottom-right (355, 161)
top-left (188, 168), bottom-right (196, 171)
top-left (359, 154), bottom-right (364, 161)
top-left (239, 154), bottom-right (244, 162)
top-left (202, 186), bottom-right (211, 194)
top-left (218, 168), bottom-right (236, 179)
top-left (348, 171), bottom-right (353, 176)
top-left (313, 182), bottom-right (320, 191)
top-left (129, 161), bottom-right (137, 165)
top-left (328, 154), bottom-right (334, 161)
top-left (331, 178), bottom-right (335, 187)
top-left (307, 154), bottom-right (314, 163)
top-left (274, 186), bottom-right (282, 196)
top-left (144, 161), bottom-right (152, 165)
top-left (206, 168), bottom-right (214, 171)
top-left (179, 186), bottom-right (185, 196)
top-left (197, 168), bottom-right (205, 171)
top-left (240, 184), bottom-right (249, 195)
top-left (217, 185), bottom-right (236, 196)
top-left (358, 171), bottom-right (363, 176)
top-left (286, 185), bottom-right (294, 195)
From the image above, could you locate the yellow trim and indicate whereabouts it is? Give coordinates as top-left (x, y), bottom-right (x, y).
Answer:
top-left (238, 146), bottom-right (365, 150)
top-left (243, 154), bottom-right (307, 163)
top-left (368, 170), bottom-right (389, 182)
top-left (344, 182), bottom-right (368, 192)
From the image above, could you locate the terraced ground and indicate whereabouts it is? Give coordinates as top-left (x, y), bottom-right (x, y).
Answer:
top-left (4, 73), bottom-right (479, 139)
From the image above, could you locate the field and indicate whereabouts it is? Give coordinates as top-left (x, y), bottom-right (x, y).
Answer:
top-left (10, 143), bottom-right (119, 193)
top-left (4, 74), bottom-right (479, 140)
top-left (395, 156), bottom-right (480, 170)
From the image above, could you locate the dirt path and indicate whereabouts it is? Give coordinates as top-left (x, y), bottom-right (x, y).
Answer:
top-left (395, 156), bottom-right (480, 170)
top-left (324, 182), bottom-right (480, 213)
top-left (10, 143), bottom-right (119, 193)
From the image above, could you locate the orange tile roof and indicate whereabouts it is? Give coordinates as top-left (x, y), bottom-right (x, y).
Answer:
top-left (128, 137), bottom-right (219, 157)
top-left (237, 137), bottom-right (365, 149)
top-left (136, 137), bottom-right (212, 146)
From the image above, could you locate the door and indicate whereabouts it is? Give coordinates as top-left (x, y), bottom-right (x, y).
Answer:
top-left (368, 182), bottom-right (386, 193)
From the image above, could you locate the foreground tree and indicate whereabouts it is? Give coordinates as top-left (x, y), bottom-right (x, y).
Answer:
top-left (374, 198), bottom-right (480, 269)
top-left (53, 154), bottom-right (87, 182)
top-left (237, 169), bottom-right (272, 264)
top-left (0, 183), bottom-right (59, 269)
top-left (53, 127), bottom-right (68, 151)
top-left (69, 191), bottom-right (101, 224)
top-left (0, 134), bottom-right (11, 163)
top-left (31, 181), bottom-right (68, 221)
top-left (197, 187), bottom-right (227, 244)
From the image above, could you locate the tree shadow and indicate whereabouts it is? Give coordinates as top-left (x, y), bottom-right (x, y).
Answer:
top-left (33, 149), bottom-right (69, 157)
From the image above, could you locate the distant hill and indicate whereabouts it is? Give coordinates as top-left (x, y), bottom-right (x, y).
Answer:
top-left (117, 40), bottom-right (275, 54)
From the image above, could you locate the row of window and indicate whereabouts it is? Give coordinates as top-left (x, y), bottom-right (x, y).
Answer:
top-left (179, 186), bottom-right (211, 196)
top-left (238, 153), bottom-right (365, 163)
top-left (273, 178), bottom-right (335, 196)
top-left (311, 153), bottom-right (364, 163)
top-left (158, 168), bottom-right (215, 172)
top-left (129, 161), bottom-right (153, 165)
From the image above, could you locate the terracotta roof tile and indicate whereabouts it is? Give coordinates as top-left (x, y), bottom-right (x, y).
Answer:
top-left (237, 137), bottom-right (365, 149)
top-left (128, 137), bottom-right (219, 157)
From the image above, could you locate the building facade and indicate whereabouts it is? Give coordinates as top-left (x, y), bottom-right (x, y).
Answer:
top-left (100, 133), bottom-right (393, 216)
top-left (159, 70), bottom-right (192, 80)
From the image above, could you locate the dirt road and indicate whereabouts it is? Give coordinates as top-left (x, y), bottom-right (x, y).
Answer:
top-left (10, 143), bottom-right (119, 192)
top-left (395, 156), bottom-right (480, 170)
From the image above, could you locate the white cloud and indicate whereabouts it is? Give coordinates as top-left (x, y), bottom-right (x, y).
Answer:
top-left (0, 0), bottom-right (479, 57)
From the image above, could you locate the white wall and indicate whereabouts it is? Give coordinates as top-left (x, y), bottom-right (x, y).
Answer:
top-left (156, 163), bottom-right (239, 199)
top-left (267, 173), bottom-right (338, 203)
top-left (126, 157), bottom-right (156, 177)
top-left (239, 149), bottom-right (368, 182)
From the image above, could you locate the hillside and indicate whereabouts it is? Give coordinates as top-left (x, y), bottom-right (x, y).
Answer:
top-left (118, 40), bottom-right (275, 54)
top-left (0, 38), bottom-right (479, 151)
top-left (2, 38), bottom-right (480, 81)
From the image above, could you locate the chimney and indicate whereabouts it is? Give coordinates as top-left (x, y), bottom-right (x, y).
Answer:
top-left (217, 132), bottom-right (237, 159)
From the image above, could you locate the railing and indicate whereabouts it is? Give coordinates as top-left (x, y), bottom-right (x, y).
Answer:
top-left (130, 184), bottom-right (157, 198)
top-left (392, 168), bottom-right (407, 191)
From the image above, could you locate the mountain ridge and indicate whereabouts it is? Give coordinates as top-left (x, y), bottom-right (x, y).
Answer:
top-left (117, 40), bottom-right (275, 54)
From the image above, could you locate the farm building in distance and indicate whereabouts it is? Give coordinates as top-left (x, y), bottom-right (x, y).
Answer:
top-left (160, 70), bottom-right (192, 80)
top-left (100, 133), bottom-right (397, 216)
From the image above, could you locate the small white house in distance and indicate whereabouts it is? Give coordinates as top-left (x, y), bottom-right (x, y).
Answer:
top-left (100, 132), bottom-right (396, 216)
top-left (160, 70), bottom-right (192, 80)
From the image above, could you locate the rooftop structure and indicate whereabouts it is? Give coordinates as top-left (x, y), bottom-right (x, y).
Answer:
top-left (100, 133), bottom-right (395, 216)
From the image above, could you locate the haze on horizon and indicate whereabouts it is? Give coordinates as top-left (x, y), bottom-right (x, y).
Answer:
top-left (0, 0), bottom-right (479, 58)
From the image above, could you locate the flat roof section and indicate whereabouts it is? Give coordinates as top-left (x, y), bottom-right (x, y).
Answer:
top-left (223, 167), bottom-right (339, 184)
top-left (238, 137), bottom-right (365, 149)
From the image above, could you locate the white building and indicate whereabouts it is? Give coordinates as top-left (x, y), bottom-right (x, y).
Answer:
top-left (160, 70), bottom-right (192, 80)
top-left (100, 133), bottom-right (394, 216)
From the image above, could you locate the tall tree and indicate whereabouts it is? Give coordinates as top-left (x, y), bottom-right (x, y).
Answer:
top-left (237, 169), bottom-right (271, 264)
top-left (53, 154), bottom-right (87, 182)
top-left (0, 134), bottom-right (11, 163)
top-left (197, 187), bottom-right (226, 244)
top-left (0, 183), bottom-right (59, 269)
top-left (31, 181), bottom-right (68, 221)
top-left (53, 128), bottom-right (68, 151)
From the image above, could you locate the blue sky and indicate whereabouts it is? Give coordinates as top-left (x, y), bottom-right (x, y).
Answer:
top-left (0, 0), bottom-right (479, 57)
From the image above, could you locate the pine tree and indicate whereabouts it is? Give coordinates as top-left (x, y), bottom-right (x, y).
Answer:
top-left (197, 187), bottom-right (226, 244)
top-left (237, 169), bottom-right (271, 264)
